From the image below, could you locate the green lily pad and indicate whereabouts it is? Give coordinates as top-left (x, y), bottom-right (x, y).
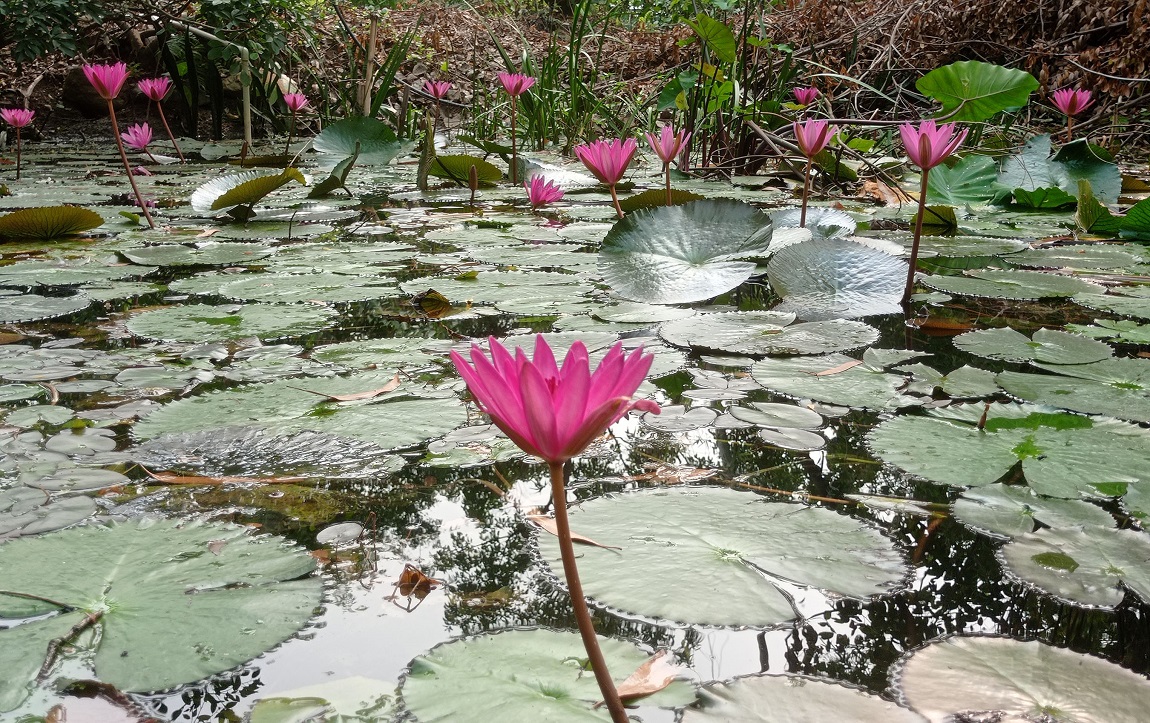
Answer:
top-left (952, 327), bottom-right (1113, 364)
top-left (313, 116), bottom-right (412, 166)
top-left (617, 188), bottom-right (706, 213)
top-left (866, 403), bottom-right (1150, 497)
top-left (999, 135), bottom-right (1120, 204)
top-left (997, 358), bottom-right (1150, 423)
top-left (308, 143), bottom-right (360, 199)
top-left (0, 206), bottom-right (105, 240)
top-left (0, 518), bottom-right (320, 711)
top-left (1010, 186), bottom-right (1077, 209)
top-left (401, 629), bottom-right (695, 722)
top-left (0, 292), bottom-right (92, 323)
top-left (536, 487), bottom-right (907, 626)
top-left (951, 484), bottom-right (1115, 539)
top-left (598, 199), bottom-right (774, 304)
top-left (0, 488), bottom-right (97, 540)
top-left (895, 636), bottom-right (1150, 723)
top-left (897, 363), bottom-right (999, 399)
top-left (766, 238), bottom-right (907, 320)
top-left (249, 676), bottom-right (396, 723)
top-left (926, 154), bottom-right (998, 206)
top-left (190, 168), bottom-right (307, 212)
top-left (921, 269), bottom-right (1105, 299)
top-left (125, 303), bottom-right (336, 343)
top-left (641, 404), bottom-right (717, 432)
top-left (1009, 245), bottom-right (1140, 270)
top-left (769, 208), bottom-right (857, 242)
top-left (683, 674), bottom-right (926, 723)
top-left (428, 154), bottom-right (502, 185)
top-left (1066, 319), bottom-right (1150, 344)
top-left (1073, 288), bottom-right (1150, 321)
top-left (728, 402), bottom-right (823, 430)
top-left (121, 242), bottom-right (274, 267)
top-left (1000, 527), bottom-right (1150, 607)
top-left (660, 312), bottom-right (877, 356)
top-left (917, 60), bottom-right (1038, 122)
top-left (0, 258), bottom-right (156, 287)
top-left (751, 353), bottom-right (921, 411)
top-left (217, 273), bottom-right (402, 304)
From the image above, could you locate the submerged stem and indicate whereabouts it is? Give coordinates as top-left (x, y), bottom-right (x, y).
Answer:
top-left (902, 169), bottom-right (930, 305)
top-left (108, 100), bottom-right (156, 229)
top-left (547, 461), bottom-right (628, 723)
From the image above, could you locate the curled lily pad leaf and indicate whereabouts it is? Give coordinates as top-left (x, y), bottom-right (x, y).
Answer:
top-left (0, 293), bottom-right (91, 323)
top-left (598, 199), bottom-right (774, 304)
top-left (752, 353), bottom-right (921, 411)
top-left (866, 403), bottom-right (1150, 498)
top-left (0, 206), bottom-right (104, 240)
top-left (1000, 527), bottom-right (1150, 607)
top-left (0, 518), bottom-right (320, 710)
top-left (767, 238), bottom-right (907, 320)
top-left (308, 142), bottom-right (360, 199)
top-left (952, 484), bottom-right (1115, 539)
top-left (536, 487), bottom-right (907, 627)
top-left (683, 673), bottom-right (925, 723)
top-left (921, 270), bottom-right (1105, 300)
top-left (190, 168), bottom-right (307, 213)
top-left (428, 154), bottom-right (502, 185)
top-left (895, 636), bottom-right (1150, 723)
top-left (125, 303), bottom-right (337, 343)
top-left (997, 358), bottom-right (1150, 423)
top-left (953, 327), bottom-right (1113, 365)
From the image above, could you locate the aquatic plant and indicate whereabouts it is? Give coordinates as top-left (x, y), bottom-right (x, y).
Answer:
top-left (120, 122), bottom-right (157, 163)
top-left (1051, 88), bottom-right (1093, 141)
top-left (138, 77), bottom-right (184, 162)
top-left (645, 125), bottom-right (691, 207)
top-left (450, 335), bottom-right (659, 723)
top-left (83, 62), bottom-right (155, 228)
top-left (792, 120), bottom-right (838, 228)
top-left (524, 175), bottom-right (563, 210)
top-left (1, 108), bottom-right (34, 180)
top-left (793, 86), bottom-right (819, 108)
top-left (575, 137), bottom-right (638, 219)
top-left (283, 92), bottom-right (309, 155)
top-left (497, 72), bottom-right (535, 183)
top-left (899, 119), bottom-right (967, 303)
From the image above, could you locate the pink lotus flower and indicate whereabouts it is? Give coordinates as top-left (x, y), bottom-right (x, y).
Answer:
top-left (424, 80), bottom-right (452, 99)
top-left (899, 119), bottom-right (967, 171)
top-left (575, 138), bottom-right (638, 187)
top-left (1, 108), bottom-right (34, 128)
top-left (793, 87), bottom-right (820, 106)
top-left (1051, 88), bottom-right (1093, 117)
top-left (83, 62), bottom-right (130, 100)
top-left (138, 77), bottom-right (171, 102)
top-left (525, 175), bottom-right (564, 209)
top-left (283, 93), bottom-right (309, 112)
top-left (120, 122), bottom-right (153, 152)
top-left (645, 125), bottom-right (691, 166)
top-left (451, 336), bottom-right (658, 464)
top-left (497, 72), bottom-right (536, 97)
top-left (793, 120), bottom-right (837, 159)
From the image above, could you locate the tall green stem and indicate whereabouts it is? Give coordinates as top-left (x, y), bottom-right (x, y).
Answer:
top-left (547, 461), bottom-right (628, 723)
top-left (799, 158), bottom-right (812, 228)
top-left (664, 163), bottom-right (672, 206)
top-left (14, 128), bottom-right (22, 180)
top-left (284, 112), bottom-right (296, 157)
top-left (608, 184), bottom-right (624, 219)
top-left (902, 169), bottom-right (930, 305)
top-left (107, 100), bottom-right (156, 229)
top-left (510, 98), bottom-right (519, 184)
top-left (156, 104), bottom-right (185, 163)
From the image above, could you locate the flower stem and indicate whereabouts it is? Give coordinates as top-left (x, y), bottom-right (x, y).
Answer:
top-left (14, 127), bottom-right (21, 180)
top-left (107, 100), bottom-right (156, 229)
top-left (902, 169), bottom-right (930, 305)
top-left (1066, 116), bottom-right (1074, 143)
top-left (609, 184), bottom-right (624, 220)
top-left (800, 158), bottom-right (812, 228)
top-left (509, 98), bottom-right (518, 184)
top-left (285, 112), bottom-right (296, 157)
top-left (156, 105), bottom-right (185, 163)
top-left (664, 163), bottom-right (672, 206)
top-left (547, 461), bottom-right (628, 723)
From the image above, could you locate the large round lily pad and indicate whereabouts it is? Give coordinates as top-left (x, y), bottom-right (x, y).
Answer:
top-left (536, 488), bottom-right (907, 627)
top-left (751, 353), bottom-right (922, 410)
top-left (400, 629), bottom-right (695, 721)
top-left (953, 327), bottom-right (1113, 365)
top-left (218, 272), bottom-right (402, 304)
top-left (922, 270), bottom-right (1105, 299)
top-left (121, 242), bottom-right (274, 267)
top-left (683, 674), bottom-right (925, 723)
top-left (999, 527), bottom-right (1150, 607)
top-left (895, 636), bottom-right (1150, 723)
top-left (951, 484), bottom-right (1115, 539)
top-left (660, 311), bottom-right (877, 356)
top-left (598, 199), bottom-right (774, 304)
top-left (125, 303), bottom-right (337, 342)
top-left (0, 518), bottom-right (321, 711)
top-left (997, 358), bottom-right (1150, 423)
top-left (766, 238), bottom-right (907, 320)
top-left (0, 292), bottom-right (92, 323)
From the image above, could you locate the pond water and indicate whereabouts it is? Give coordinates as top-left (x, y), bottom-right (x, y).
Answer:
top-left (1, 139), bottom-right (1148, 722)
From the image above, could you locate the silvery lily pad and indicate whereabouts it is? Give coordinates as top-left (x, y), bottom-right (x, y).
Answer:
top-left (121, 242), bottom-right (274, 267)
top-left (536, 487), bottom-right (907, 626)
top-left (641, 405), bottom-right (717, 432)
top-left (895, 636), bottom-right (1150, 723)
top-left (0, 488), bottom-right (97, 540)
top-left (952, 484), bottom-right (1115, 539)
top-left (125, 303), bottom-right (337, 343)
top-left (598, 199), bottom-right (774, 304)
top-left (922, 270), bottom-right (1105, 299)
top-left (0, 293), bottom-right (92, 323)
top-left (757, 427), bottom-right (826, 451)
top-left (217, 273), bottom-right (401, 304)
top-left (767, 238), bottom-right (907, 320)
top-left (999, 527), bottom-right (1150, 607)
top-left (752, 353), bottom-right (921, 411)
top-left (1073, 288), bottom-right (1150, 321)
top-left (953, 327), bottom-right (1113, 365)
top-left (769, 207), bottom-right (857, 240)
top-left (1009, 245), bottom-right (1141, 269)
top-left (728, 402), bottom-right (823, 430)
top-left (683, 674), bottom-right (925, 722)
top-left (997, 358), bottom-right (1150, 423)
top-left (660, 311), bottom-right (878, 356)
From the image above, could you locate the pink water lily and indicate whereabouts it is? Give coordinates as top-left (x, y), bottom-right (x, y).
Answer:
top-left (574, 138), bottom-right (638, 219)
top-left (451, 335), bottom-right (658, 464)
top-left (283, 93), bottom-right (309, 112)
top-left (1051, 88), bottom-right (1093, 141)
top-left (424, 80), bottom-right (452, 99)
top-left (793, 120), bottom-right (838, 228)
top-left (899, 119), bottom-right (966, 171)
top-left (120, 122), bottom-right (153, 152)
top-left (83, 62), bottom-right (130, 100)
top-left (645, 125), bottom-right (691, 206)
top-left (793, 86), bottom-right (819, 107)
top-left (137, 77), bottom-right (171, 102)
top-left (497, 72), bottom-right (536, 97)
top-left (524, 175), bottom-right (564, 210)
top-left (2, 108), bottom-right (34, 180)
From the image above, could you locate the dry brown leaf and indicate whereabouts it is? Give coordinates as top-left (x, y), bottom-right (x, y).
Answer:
top-left (394, 563), bottom-right (442, 599)
top-left (195, 228), bottom-right (221, 238)
top-left (809, 359), bottom-right (863, 376)
top-left (858, 179), bottom-right (912, 205)
top-left (600, 650), bottom-right (682, 706)
top-left (0, 332), bottom-right (26, 345)
top-left (289, 374), bottom-right (400, 402)
top-left (911, 316), bottom-right (974, 335)
top-left (527, 515), bottom-right (622, 550)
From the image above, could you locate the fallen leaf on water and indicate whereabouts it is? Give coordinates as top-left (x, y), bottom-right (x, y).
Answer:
top-left (392, 563), bottom-right (442, 599)
top-left (195, 228), bottom-right (221, 238)
top-left (910, 316), bottom-right (973, 335)
top-left (527, 515), bottom-right (622, 550)
top-left (599, 650), bottom-right (682, 706)
top-left (858, 179), bottom-right (911, 205)
top-left (809, 359), bottom-right (862, 376)
top-left (288, 374), bottom-right (400, 402)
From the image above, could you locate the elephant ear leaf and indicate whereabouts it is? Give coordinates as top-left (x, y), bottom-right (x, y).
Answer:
top-left (0, 206), bottom-right (104, 240)
top-left (917, 60), bottom-right (1038, 122)
top-left (190, 168), bottom-right (306, 212)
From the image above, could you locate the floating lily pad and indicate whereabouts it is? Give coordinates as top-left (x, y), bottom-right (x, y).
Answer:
top-left (0, 518), bottom-right (320, 711)
top-left (866, 403), bottom-right (1150, 497)
top-left (190, 168), bottom-right (307, 212)
top-left (309, 336), bottom-right (443, 372)
top-left (125, 303), bottom-right (336, 343)
top-left (897, 363), bottom-right (999, 399)
top-left (0, 258), bottom-right (156, 287)
top-left (951, 484), bottom-right (1115, 539)
top-left (952, 327), bottom-right (1113, 365)
top-left (1009, 245), bottom-right (1140, 270)
top-left (660, 312), bottom-right (878, 356)
top-left (598, 199), bottom-right (774, 304)
top-left (641, 405), bottom-right (717, 432)
top-left (997, 358), bottom-right (1150, 423)
top-left (683, 674), bottom-right (925, 723)
top-left (767, 238), bottom-right (907, 320)
top-left (1066, 319), bottom-right (1150, 344)
top-left (895, 636), bottom-right (1150, 723)
top-left (1073, 288), bottom-right (1150, 320)
top-left (751, 353), bottom-right (921, 411)
top-left (121, 242), bottom-right (274, 267)
top-left (536, 487), bottom-right (907, 626)
top-left (249, 676), bottom-right (397, 723)
top-left (999, 527), bottom-right (1150, 607)
top-left (728, 402), bottom-right (823, 430)
top-left (757, 427), bottom-right (826, 451)
top-left (769, 208), bottom-right (857, 241)
top-left (0, 292), bottom-right (92, 323)
top-left (0, 205), bottom-right (105, 240)
top-left (401, 629), bottom-right (695, 722)
top-left (0, 488), bottom-right (97, 540)
top-left (922, 269), bottom-right (1105, 299)
top-left (217, 273), bottom-right (401, 304)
